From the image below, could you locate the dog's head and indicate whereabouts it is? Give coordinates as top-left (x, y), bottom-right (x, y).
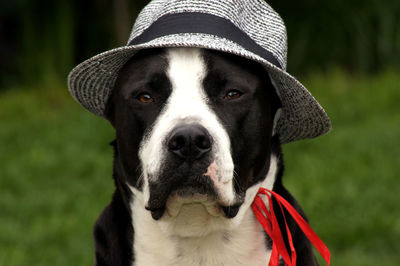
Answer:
top-left (106, 48), bottom-right (281, 237)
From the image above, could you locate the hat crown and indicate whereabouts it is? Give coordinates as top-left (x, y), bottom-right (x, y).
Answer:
top-left (129, 0), bottom-right (287, 70)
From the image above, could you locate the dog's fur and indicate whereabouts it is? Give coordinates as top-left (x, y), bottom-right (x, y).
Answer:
top-left (93, 48), bottom-right (318, 266)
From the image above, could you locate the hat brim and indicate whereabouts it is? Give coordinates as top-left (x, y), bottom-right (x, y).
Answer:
top-left (68, 33), bottom-right (331, 144)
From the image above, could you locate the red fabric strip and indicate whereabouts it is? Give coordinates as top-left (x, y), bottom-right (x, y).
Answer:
top-left (251, 187), bottom-right (331, 266)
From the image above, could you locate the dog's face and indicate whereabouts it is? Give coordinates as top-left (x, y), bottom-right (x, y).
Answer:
top-left (107, 48), bottom-right (280, 237)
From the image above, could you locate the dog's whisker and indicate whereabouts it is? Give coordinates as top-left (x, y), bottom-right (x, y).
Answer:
top-left (136, 172), bottom-right (144, 188)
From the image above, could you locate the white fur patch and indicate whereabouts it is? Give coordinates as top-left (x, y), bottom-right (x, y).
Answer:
top-left (272, 108), bottom-right (282, 137)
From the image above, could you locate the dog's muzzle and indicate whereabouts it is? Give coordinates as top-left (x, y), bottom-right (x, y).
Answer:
top-left (145, 123), bottom-right (241, 220)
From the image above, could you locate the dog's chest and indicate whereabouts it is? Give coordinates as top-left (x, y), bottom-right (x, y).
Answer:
top-left (131, 204), bottom-right (271, 266)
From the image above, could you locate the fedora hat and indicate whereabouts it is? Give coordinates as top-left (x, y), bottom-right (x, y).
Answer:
top-left (68, 0), bottom-right (331, 144)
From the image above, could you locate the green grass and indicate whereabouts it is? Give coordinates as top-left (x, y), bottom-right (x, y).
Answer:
top-left (0, 84), bottom-right (114, 265)
top-left (1, 71), bottom-right (399, 265)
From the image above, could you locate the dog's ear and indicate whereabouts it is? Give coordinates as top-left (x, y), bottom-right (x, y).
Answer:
top-left (266, 75), bottom-right (282, 118)
top-left (265, 74), bottom-right (282, 138)
top-left (104, 93), bottom-right (116, 127)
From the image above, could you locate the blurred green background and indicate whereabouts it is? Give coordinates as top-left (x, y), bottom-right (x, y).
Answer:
top-left (0, 0), bottom-right (399, 265)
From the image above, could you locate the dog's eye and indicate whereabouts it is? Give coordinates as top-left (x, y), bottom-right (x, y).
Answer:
top-left (137, 93), bottom-right (154, 103)
top-left (225, 90), bottom-right (243, 100)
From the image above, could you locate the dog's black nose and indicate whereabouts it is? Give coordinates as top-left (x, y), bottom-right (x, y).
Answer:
top-left (167, 124), bottom-right (212, 160)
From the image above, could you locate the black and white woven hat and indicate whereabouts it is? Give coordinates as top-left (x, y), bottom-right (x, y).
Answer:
top-left (68, 0), bottom-right (331, 144)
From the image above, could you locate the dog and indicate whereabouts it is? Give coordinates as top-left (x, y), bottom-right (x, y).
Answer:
top-left (91, 47), bottom-right (319, 266)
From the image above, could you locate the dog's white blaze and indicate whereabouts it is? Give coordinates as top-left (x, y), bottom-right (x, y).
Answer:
top-left (128, 155), bottom-right (278, 266)
top-left (139, 48), bottom-right (235, 206)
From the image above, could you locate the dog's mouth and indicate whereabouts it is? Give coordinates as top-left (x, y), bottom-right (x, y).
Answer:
top-left (145, 159), bottom-right (241, 220)
top-left (146, 188), bottom-right (242, 220)
top-left (165, 192), bottom-right (221, 217)
top-left (167, 190), bottom-right (242, 218)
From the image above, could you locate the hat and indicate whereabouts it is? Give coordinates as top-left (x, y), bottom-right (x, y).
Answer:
top-left (68, 0), bottom-right (331, 144)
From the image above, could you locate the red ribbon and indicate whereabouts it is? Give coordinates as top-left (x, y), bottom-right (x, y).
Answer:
top-left (251, 187), bottom-right (331, 266)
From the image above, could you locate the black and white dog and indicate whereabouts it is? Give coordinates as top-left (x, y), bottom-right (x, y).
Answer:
top-left (94, 48), bottom-right (318, 265)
